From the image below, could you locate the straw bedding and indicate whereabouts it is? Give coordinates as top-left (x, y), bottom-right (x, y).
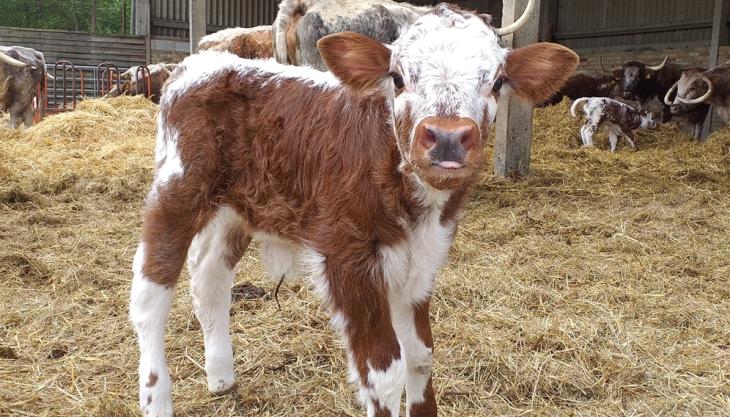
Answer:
top-left (0, 97), bottom-right (728, 416)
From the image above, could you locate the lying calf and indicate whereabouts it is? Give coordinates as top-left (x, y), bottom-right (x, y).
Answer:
top-left (198, 25), bottom-right (273, 59)
top-left (571, 97), bottom-right (657, 152)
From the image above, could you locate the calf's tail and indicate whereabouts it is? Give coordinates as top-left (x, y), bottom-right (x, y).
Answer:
top-left (570, 97), bottom-right (590, 118)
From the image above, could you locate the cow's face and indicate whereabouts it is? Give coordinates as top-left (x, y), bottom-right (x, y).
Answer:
top-left (669, 70), bottom-right (709, 114)
top-left (318, 5), bottom-right (578, 190)
top-left (615, 62), bottom-right (647, 100)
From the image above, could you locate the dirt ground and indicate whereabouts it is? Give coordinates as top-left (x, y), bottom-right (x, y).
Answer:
top-left (0, 97), bottom-right (728, 416)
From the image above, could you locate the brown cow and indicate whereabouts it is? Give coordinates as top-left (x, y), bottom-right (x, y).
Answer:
top-left (198, 25), bottom-right (273, 59)
top-left (540, 73), bottom-right (620, 106)
top-left (129, 3), bottom-right (578, 417)
top-left (665, 63), bottom-right (730, 128)
top-left (606, 56), bottom-right (682, 122)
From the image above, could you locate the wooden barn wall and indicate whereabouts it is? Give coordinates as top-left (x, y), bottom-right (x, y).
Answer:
top-left (554, 0), bottom-right (718, 51)
top-left (0, 26), bottom-right (147, 68)
top-left (151, 0), bottom-right (278, 38)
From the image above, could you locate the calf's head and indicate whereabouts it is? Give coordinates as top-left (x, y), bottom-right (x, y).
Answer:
top-left (639, 110), bottom-right (658, 130)
top-left (318, 3), bottom-right (578, 190)
top-left (665, 68), bottom-right (713, 114)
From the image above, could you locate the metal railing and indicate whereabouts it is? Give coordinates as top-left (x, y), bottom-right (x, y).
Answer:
top-left (35, 60), bottom-right (154, 121)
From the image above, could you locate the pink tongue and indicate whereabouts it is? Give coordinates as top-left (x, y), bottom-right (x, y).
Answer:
top-left (437, 161), bottom-right (463, 169)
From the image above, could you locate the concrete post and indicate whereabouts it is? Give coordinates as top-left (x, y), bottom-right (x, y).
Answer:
top-left (190, 0), bottom-right (207, 54)
top-left (701, 0), bottom-right (728, 139)
top-left (494, 0), bottom-right (541, 177)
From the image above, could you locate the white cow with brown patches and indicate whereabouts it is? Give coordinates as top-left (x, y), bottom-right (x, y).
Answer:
top-left (129, 2), bottom-right (579, 416)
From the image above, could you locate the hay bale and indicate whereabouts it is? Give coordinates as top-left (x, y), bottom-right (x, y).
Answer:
top-left (0, 96), bottom-right (728, 416)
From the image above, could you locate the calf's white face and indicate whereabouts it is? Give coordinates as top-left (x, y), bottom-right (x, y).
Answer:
top-left (392, 7), bottom-right (505, 126)
top-left (318, 5), bottom-right (579, 190)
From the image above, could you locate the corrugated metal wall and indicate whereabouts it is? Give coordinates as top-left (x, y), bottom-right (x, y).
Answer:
top-left (147, 0), bottom-right (721, 48)
top-left (406, 0), bottom-right (501, 22)
top-left (555, 0), bottom-right (717, 50)
top-left (149, 0), bottom-right (499, 39)
top-left (151, 0), bottom-right (278, 38)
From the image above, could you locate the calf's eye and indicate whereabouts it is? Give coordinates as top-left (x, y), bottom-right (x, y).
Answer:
top-left (391, 73), bottom-right (405, 90)
top-left (492, 78), bottom-right (503, 93)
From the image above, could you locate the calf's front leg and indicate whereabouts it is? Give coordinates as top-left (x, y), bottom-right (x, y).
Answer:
top-left (391, 296), bottom-right (436, 417)
top-left (323, 258), bottom-right (406, 416)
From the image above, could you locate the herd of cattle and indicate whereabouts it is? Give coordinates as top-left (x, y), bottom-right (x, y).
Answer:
top-left (0, 0), bottom-right (728, 142)
top-left (548, 56), bottom-right (730, 141)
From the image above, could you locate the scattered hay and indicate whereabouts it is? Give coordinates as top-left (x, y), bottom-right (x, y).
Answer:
top-left (0, 97), bottom-right (728, 416)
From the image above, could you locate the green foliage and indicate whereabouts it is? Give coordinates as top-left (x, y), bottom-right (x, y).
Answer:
top-left (0, 0), bottom-right (133, 34)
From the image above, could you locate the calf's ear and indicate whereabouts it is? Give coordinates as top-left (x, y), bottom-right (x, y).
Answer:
top-left (504, 43), bottom-right (579, 104)
top-left (317, 31), bottom-right (391, 91)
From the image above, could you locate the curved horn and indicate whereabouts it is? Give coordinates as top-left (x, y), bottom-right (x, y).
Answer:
top-left (0, 51), bottom-right (26, 67)
top-left (664, 80), bottom-right (679, 105)
top-left (495, 0), bottom-right (535, 36)
top-left (678, 75), bottom-right (713, 104)
top-left (648, 55), bottom-right (668, 71)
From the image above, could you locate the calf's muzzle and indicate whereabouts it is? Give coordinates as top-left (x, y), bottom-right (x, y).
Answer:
top-left (415, 117), bottom-right (479, 169)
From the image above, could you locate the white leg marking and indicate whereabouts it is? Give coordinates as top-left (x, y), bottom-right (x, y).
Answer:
top-left (130, 243), bottom-right (175, 417)
top-left (584, 124), bottom-right (596, 147)
top-left (608, 130), bottom-right (619, 152)
top-left (390, 296), bottom-right (433, 414)
top-left (362, 359), bottom-right (407, 417)
top-left (187, 206), bottom-right (244, 394)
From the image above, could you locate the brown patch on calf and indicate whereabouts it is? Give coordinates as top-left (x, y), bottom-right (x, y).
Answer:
top-left (146, 372), bottom-right (158, 388)
top-left (225, 226), bottom-right (251, 269)
top-left (233, 30), bottom-right (273, 59)
top-left (440, 185), bottom-right (470, 225)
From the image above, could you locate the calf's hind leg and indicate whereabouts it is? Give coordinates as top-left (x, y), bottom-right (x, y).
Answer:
top-left (130, 183), bottom-right (209, 417)
top-left (622, 131), bottom-right (636, 149)
top-left (187, 206), bottom-right (250, 394)
top-left (582, 123), bottom-right (598, 147)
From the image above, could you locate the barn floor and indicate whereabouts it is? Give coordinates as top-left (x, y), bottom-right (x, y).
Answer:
top-left (0, 97), bottom-right (728, 416)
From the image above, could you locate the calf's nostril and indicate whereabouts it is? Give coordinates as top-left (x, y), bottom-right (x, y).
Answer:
top-left (459, 130), bottom-right (474, 151)
top-left (421, 125), bottom-right (437, 148)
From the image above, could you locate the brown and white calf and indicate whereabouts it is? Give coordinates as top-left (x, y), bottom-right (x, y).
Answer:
top-left (197, 25), bottom-right (273, 59)
top-left (571, 97), bottom-right (657, 152)
top-left (129, 3), bottom-right (578, 416)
